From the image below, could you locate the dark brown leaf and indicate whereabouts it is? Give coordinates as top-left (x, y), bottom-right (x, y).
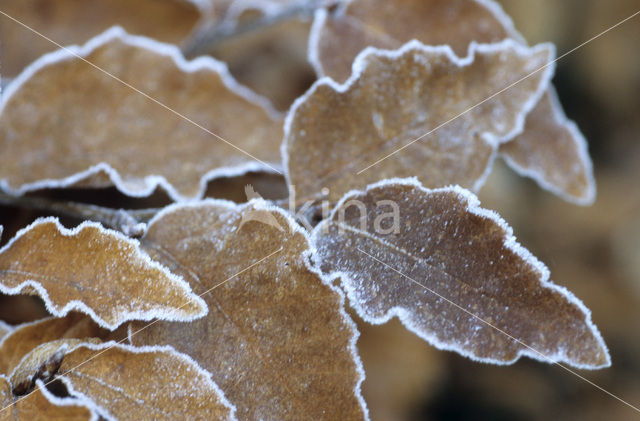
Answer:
top-left (311, 179), bottom-right (610, 368)
top-left (0, 27), bottom-right (283, 200)
top-left (131, 200), bottom-right (367, 420)
top-left (285, 40), bottom-right (553, 202)
top-left (0, 218), bottom-right (207, 329)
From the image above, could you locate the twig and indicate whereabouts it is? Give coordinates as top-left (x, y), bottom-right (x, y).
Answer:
top-left (0, 192), bottom-right (160, 237)
top-left (182, 0), bottom-right (337, 58)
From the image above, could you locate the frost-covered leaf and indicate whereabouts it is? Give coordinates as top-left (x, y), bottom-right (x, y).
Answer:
top-left (0, 218), bottom-right (207, 330)
top-left (311, 179), bottom-right (610, 368)
top-left (131, 200), bottom-right (367, 420)
top-left (284, 40), bottom-right (553, 202)
top-left (0, 321), bottom-right (12, 342)
top-left (10, 339), bottom-right (99, 396)
top-left (0, 0), bottom-right (203, 77)
top-left (0, 27), bottom-right (283, 201)
top-left (57, 342), bottom-right (235, 421)
top-left (500, 89), bottom-right (596, 205)
top-left (309, 0), bottom-right (596, 203)
top-left (0, 376), bottom-right (94, 421)
top-left (0, 314), bottom-right (107, 377)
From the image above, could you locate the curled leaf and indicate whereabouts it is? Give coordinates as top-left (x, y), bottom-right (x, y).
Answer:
top-left (0, 218), bottom-right (207, 330)
top-left (284, 40), bottom-right (553, 202)
top-left (309, 0), bottom-right (596, 203)
top-left (57, 342), bottom-right (236, 421)
top-left (0, 376), bottom-right (94, 421)
top-left (0, 27), bottom-right (283, 200)
top-left (310, 179), bottom-right (610, 368)
top-left (500, 89), bottom-right (596, 205)
top-left (131, 200), bottom-right (367, 420)
top-left (0, 314), bottom-right (106, 377)
top-left (0, 0), bottom-right (203, 77)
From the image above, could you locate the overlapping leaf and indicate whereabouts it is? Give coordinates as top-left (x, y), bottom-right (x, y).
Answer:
top-left (0, 322), bottom-right (11, 342)
top-left (0, 314), bottom-right (106, 377)
top-left (499, 89), bottom-right (596, 204)
top-left (308, 0), bottom-right (596, 204)
top-left (130, 200), bottom-right (367, 420)
top-left (0, 376), bottom-right (94, 421)
top-left (310, 179), bottom-right (610, 368)
top-left (0, 0), bottom-right (203, 77)
top-left (0, 218), bottom-right (207, 329)
top-left (0, 27), bottom-right (283, 200)
top-left (284, 40), bottom-right (552, 202)
top-left (56, 343), bottom-right (236, 421)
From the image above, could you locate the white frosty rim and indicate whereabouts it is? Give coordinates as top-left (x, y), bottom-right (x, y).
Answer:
top-left (309, 177), bottom-right (610, 370)
top-left (0, 217), bottom-right (209, 330)
top-left (0, 25), bottom-right (284, 202)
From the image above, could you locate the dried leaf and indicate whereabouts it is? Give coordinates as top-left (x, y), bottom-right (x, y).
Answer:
top-left (0, 27), bottom-right (283, 200)
top-left (57, 342), bottom-right (235, 421)
top-left (0, 218), bottom-right (207, 329)
top-left (309, 0), bottom-right (596, 203)
top-left (284, 40), bottom-right (553, 202)
top-left (0, 377), bottom-right (94, 421)
top-left (0, 322), bottom-right (12, 342)
top-left (500, 89), bottom-right (596, 205)
top-left (0, 314), bottom-right (107, 377)
top-left (130, 200), bottom-right (367, 420)
top-left (310, 179), bottom-right (610, 368)
top-left (10, 339), bottom-right (99, 396)
top-left (309, 0), bottom-right (519, 83)
top-left (0, 0), bottom-right (202, 77)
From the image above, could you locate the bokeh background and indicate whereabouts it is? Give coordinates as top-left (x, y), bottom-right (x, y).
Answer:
top-left (1, 1), bottom-right (639, 420)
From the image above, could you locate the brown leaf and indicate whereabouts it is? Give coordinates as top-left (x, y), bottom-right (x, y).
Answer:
top-left (284, 40), bottom-right (553, 202)
top-left (0, 314), bottom-right (107, 377)
top-left (0, 376), bottom-right (93, 421)
top-left (57, 342), bottom-right (235, 421)
top-left (309, 0), bottom-right (518, 83)
top-left (309, 0), bottom-right (596, 203)
top-left (500, 89), bottom-right (596, 205)
top-left (0, 218), bottom-right (207, 329)
top-left (0, 0), bottom-right (203, 77)
top-left (310, 179), bottom-right (610, 368)
top-left (0, 27), bottom-right (283, 200)
top-left (9, 339), bottom-right (99, 396)
top-left (0, 322), bottom-right (12, 343)
top-left (130, 200), bottom-right (366, 420)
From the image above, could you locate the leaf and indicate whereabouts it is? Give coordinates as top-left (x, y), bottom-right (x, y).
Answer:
top-left (130, 200), bottom-right (367, 420)
top-left (284, 40), bottom-right (553, 202)
top-left (0, 321), bottom-right (12, 342)
top-left (0, 0), bottom-right (203, 77)
top-left (0, 314), bottom-right (107, 377)
top-left (0, 27), bottom-right (283, 201)
top-left (310, 179), bottom-right (610, 368)
top-left (0, 376), bottom-right (94, 421)
top-left (10, 339), bottom-right (99, 396)
top-left (0, 217), bottom-right (207, 330)
top-left (499, 89), bottom-right (596, 205)
top-left (56, 342), bottom-right (236, 421)
top-left (309, 0), bottom-right (596, 203)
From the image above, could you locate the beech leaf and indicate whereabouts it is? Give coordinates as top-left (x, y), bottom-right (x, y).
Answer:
top-left (310, 179), bottom-right (610, 368)
top-left (499, 89), bottom-right (596, 205)
top-left (284, 40), bottom-right (553, 202)
top-left (0, 377), bottom-right (94, 421)
top-left (0, 314), bottom-right (107, 378)
top-left (130, 200), bottom-right (367, 420)
top-left (0, 0), bottom-right (203, 76)
top-left (309, 0), bottom-right (596, 203)
top-left (55, 342), bottom-right (236, 421)
top-left (0, 218), bottom-right (207, 330)
top-left (0, 27), bottom-right (283, 200)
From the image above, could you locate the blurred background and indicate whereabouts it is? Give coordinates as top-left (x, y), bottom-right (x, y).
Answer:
top-left (1, 0), bottom-right (639, 420)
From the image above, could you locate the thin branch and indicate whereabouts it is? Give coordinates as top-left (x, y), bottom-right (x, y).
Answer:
top-left (0, 192), bottom-right (160, 237)
top-left (182, 0), bottom-right (337, 58)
